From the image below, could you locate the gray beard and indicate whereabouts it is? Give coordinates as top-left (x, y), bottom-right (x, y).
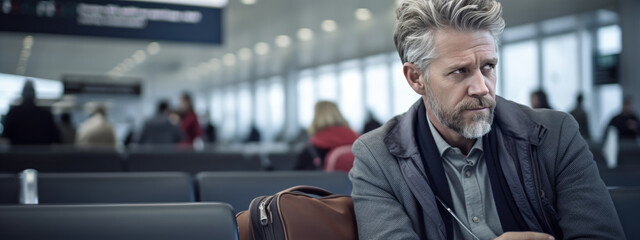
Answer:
top-left (425, 87), bottom-right (494, 139)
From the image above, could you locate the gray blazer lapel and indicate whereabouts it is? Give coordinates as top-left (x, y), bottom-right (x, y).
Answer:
top-left (385, 99), bottom-right (447, 239)
top-left (398, 154), bottom-right (447, 239)
top-left (495, 128), bottom-right (545, 232)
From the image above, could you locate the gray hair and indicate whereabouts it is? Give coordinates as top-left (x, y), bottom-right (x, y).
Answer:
top-left (393, 0), bottom-right (505, 77)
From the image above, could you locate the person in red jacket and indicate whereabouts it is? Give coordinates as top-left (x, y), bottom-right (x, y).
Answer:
top-left (179, 93), bottom-right (203, 146)
top-left (295, 101), bottom-right (359, 170)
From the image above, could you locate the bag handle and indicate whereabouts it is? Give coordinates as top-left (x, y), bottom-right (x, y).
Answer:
top-left (279, 185), bottom-right (335, 197)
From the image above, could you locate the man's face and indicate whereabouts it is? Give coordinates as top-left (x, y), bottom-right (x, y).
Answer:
top-left (424, 29), bottom-right (497, 139)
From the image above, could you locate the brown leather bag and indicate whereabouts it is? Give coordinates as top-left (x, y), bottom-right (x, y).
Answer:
top-left (236, 185), bottom-right (358, 240)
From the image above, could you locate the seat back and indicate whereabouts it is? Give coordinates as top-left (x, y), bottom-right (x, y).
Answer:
top-left (265, 152), bottom-right (298, 171)
top-left (37, 172), bottom-right (195, 203)
top-left (597, 166), bottom-right (640, 187)
top-left (196, 171), bottom-right (352, 211)
top-left (609, 187), bottom-right (640, 240)
top-left (0, 203), bottom-right (238, 240)
top-left (0, 174), bottom-right (18, 204)
top-left (127, 152), bottom-right (262, 174)
top-left (324, 145), bottom-right (355, 172)
top-left (0, 150), bottom-right (123, 173)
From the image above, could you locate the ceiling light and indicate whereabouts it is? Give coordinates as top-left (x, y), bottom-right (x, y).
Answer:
top-left (124, 58), bottom-right (135, 67)
top-left (355, 8), bottom-right (372, 21)
top-left (198, 62), bottom-right (209, 75)
top-left (23, 35), bottom-right (34, 49)
top-left (321, 20), bottom-right (338, 32)
top-left (223, 53), bottom-right (236, 66)
top-left (254, 42), bottom-right (270, 55)
top-left (133, 50), bottom-right (146, 64)
top-left (238, 48), bottom-right (252, 60)
top-left (275, 35), bottom-right (291, 48)
top-left (297, 28), bottom-right (314, 41)
top-left (122, 59), bottom-right (135, 71)
top-left (187, 68), bottom-right (199, 80)
top-left (208, 58), bottom-right (221, 71)
top-left (241, 0), bottom-right (257, 5)
top-left (147, 42), bottom-right (161, 55)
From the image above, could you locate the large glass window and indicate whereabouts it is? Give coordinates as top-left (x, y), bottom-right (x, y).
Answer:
top-left (237, 83), bottom-right (253, 139)
top-left (297, 70), bottom-right (315, 128)
top-left (269, 76), bottom-right (285, 140)
top-left (339, 60), bottom-right (364, 132)
top-left (598, 25), bottom-right (622, 55)
top-left (501, 40), bottom-right (539, 106)
top-left (542, 33), bottom-right (579, 111)
top-left (392, 61), bottom-right (419, 115)
top-left (210, 89), bottom-right (224, 126)
top-left (316, 64), bottom-right (338, 101)
top-left (254, 79), bottom-right (270, 138)
top-left (221, 86), bottom-right (237, 141)
top-left (365, 54), bottom-right (391, 122)
top-left (0, 73), bottom-right (63, 115)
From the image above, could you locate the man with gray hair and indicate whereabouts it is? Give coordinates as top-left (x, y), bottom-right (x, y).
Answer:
top-left (349, 0), bottom-right (624, 239)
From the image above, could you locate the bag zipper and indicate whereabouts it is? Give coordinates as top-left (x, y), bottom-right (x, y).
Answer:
top-left (257, 197), bottom-right (276, 240)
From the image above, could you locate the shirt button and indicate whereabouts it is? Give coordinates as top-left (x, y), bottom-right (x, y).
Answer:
top-left (465, 171), bottom-right (471, 177)
top-left (472, 216), bottom-right (479, 223)
top-left (467, 161), bottom-right (474, 166)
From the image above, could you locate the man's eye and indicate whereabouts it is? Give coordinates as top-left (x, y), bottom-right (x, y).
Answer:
top-left (452, 69), bottom-right (465, 74)
top-left (482, 64), bottom-right (495, 70)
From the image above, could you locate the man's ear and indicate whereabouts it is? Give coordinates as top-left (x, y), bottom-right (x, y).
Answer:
top-left (403, 62), bottom-right (426, 95)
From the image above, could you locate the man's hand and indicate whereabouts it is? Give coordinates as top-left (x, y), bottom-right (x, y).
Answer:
top-left (494, 232), bottom-right (555, 240)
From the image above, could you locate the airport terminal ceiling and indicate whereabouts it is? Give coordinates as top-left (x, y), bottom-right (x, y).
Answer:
top-left (0, 0), bottom-right (619, 84)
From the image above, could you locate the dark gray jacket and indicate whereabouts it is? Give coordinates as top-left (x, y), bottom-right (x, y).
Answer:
top-left (349, 97), bottom-right (624, 239)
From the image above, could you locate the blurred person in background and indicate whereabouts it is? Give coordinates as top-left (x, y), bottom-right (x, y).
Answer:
top-left (204, 112), bottom-right (218, 144)
top-left (1, 80), bottom-right (60, 145)
top-left (76, 104), bottom-right (116, 146)
top-left (569, 93), bottom-right (590, 140)
top-left (362, 111), bottom-right (382, 134)
top-left (138, 100), bottom-right (183, 144)
top-left (530, 89), bottom-right (553, 109)
top-left (179, 93), bottom-right (203, 146)
top-left (607, 97), bottom-right (639, 140)
top-left (58, 112), bottom-right (76, 144)
top-left (294, 101), bottom-right (359, 170)
top-left (244, 123), bottom-right (261, 143)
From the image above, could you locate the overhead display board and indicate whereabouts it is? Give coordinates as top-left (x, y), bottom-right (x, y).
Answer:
top-left (0, 0), bottom-right (224, 44)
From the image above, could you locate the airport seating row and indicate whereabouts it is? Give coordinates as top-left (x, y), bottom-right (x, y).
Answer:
top-left (0, 202), bottom-right (238, 240)
top-left (0, 150), bottom-right (299, 174)
top-left (0, 170), bottom-right (637, 239)
top-left (0, 171), bottom-right (352, 211)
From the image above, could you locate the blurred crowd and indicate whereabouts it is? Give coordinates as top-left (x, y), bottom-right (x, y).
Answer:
top-left (1, 81), bottom-right (638, 161)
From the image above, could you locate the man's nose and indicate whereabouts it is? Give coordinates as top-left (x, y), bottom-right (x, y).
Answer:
top-left (468, 69), bottom-right (489, 97)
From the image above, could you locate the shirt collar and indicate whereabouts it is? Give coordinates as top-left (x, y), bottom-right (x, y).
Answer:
top-left (426, 111), bottom-right (483, 157)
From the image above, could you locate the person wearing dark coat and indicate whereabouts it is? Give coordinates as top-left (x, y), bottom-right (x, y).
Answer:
top-left (1, 80), bottom-right (60, 145)
top-left (530, 89), bottom-right (553, 109)
top-left (569, 93), bottom-right (590, 139)
top-left (139, 101), bottom-right (183, 144)
top-left (607, 97), bottom-right (640, 139)
top-left (58, 112), bottom-right (76, 144)
top-left (362, 112), bottom-right (382, 134)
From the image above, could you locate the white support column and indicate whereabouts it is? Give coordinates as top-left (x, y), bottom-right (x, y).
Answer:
top-left (619, 0), bottom-right (640, 112)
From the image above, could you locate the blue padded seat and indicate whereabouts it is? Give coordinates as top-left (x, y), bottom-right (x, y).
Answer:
top-left (37, 172), bottom-right (195, 204)
top-left (0, 203), bottom-right (238, 240)
top-left (609, 187), bottom-right (640, 240)
top-left (196, 171), bottom-right (352, 211)
top-left (127, 152), bottom-right (262, 174)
